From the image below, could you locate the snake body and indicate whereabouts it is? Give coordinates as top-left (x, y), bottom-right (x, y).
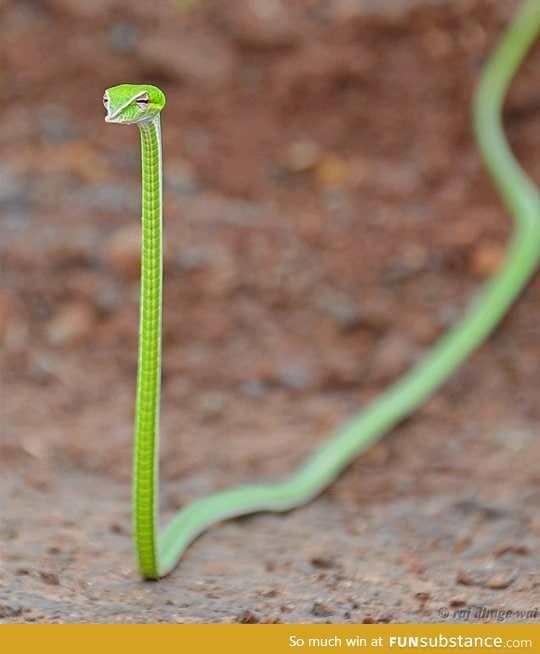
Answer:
top-left (104, 0), bottom-right (540, 580)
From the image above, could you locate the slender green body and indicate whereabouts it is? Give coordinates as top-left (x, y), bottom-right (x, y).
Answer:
top-left (104, 0), bottom-right (540, 580)
top-left (133, 117), bottom-right (163, 579)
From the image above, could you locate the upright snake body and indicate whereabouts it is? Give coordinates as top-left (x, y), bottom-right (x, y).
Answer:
top-left (104, 0), bottom-right (540, 580)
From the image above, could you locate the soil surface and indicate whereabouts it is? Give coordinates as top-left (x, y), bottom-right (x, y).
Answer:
top-left (1, 0), bottom-right (539, 624)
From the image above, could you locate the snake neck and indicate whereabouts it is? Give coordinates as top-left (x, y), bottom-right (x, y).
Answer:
top-left (133, 116), bottom-right (163, 579)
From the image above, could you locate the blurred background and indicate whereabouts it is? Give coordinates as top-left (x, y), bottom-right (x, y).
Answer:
top-left (1, 0), bottom-right (539, 623)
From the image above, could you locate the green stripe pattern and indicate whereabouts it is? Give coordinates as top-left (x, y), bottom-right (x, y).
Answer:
top-left (134, 117), bottom-right (163, 580)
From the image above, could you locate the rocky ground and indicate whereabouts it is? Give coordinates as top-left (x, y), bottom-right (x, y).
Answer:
top-left (1, 0), bottom-right (539, 623)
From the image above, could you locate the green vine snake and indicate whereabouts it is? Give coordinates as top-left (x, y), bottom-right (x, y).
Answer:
top-left (103, 0), bottom-right (540, 580)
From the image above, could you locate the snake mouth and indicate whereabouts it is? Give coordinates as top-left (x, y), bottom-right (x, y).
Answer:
top-left (105, 114), bottom-right (154, 125)
top-left (104, 111), bottom-right (133, 124)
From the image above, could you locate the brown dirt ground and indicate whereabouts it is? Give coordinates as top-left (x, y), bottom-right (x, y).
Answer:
top-left (1, 0), bottom-right (539, 624)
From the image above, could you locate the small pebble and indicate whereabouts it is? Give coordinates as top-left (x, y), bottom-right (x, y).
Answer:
top-left (261, 589), bottom-right (278, 598)
top-left (240, 379), bottom-right (269, 398)
top-left (492, 542), bottom-right (528, 558)
top-left (358, 291), bottom-right (395, 331)
top-left (39, 571), bottom-right (60, 586)
top-left (280, 603), bottom-right (295, 613)
top-left (311, 600), bottom-right (334, 617)
top-left (398, 554), bottom-right (426, 575)
top-left (175, 248), bottom-right (205, 272)
top-left (402, 312), bottom-right (438, 346)
top-left (109, 523), bottom-right (126, 535)
top-left (485, 573), bottom-right (515, 590)
top-left (47, 301), bottom-right (96, 347)
top-left (199, 391), bottom-right (226, 421)
top-left (0, 604), bottom-right (22, 618)
top-left (285, 139), bottom-right (321, 172)
top-left (315, 288), bottom-right (359, 330)
top-left (276, 364), bottom-right (315, 390)
top-left (456, 570), bottom-right (477, 586)
top-left (202, 247), bottom-right (240, 297)
top-left (237, 609), bottom-right (259, 623)
top-left (94, 285), bottom-right (121, 313)
top-left (469, 242), bottom-right (506, 277)
top-left (385, 245), bottom-right (429, 281)
top-left (314, 155), bottom-right (349, 188)
top-left (263, 614), bottom-right (282, 623)
top-left (310, 556), bottom-right (336, 569)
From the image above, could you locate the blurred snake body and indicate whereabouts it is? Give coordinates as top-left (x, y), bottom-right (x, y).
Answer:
top-left (104, 0), bottom-right (540, 580)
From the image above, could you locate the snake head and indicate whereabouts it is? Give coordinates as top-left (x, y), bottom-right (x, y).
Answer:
top-left (103, 84), bottom-right (166, 124)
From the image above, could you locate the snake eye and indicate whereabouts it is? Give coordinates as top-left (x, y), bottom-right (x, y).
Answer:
top-left (103, 94), bottom-right (108, 106)
top-left (136, 92), bottom-right (150, 109)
